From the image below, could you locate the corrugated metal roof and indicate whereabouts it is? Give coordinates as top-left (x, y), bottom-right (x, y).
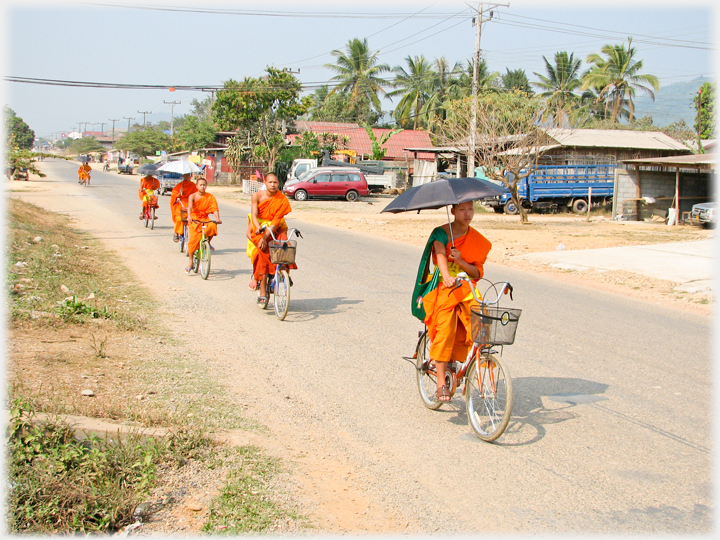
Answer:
top-left (545, 128), bottom-right (690, 152)
top-left (621, 153), bottom-right (717, 169)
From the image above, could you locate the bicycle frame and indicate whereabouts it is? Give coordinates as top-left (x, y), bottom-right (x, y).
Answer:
top-left (256, 225), bottom-right (302, 320)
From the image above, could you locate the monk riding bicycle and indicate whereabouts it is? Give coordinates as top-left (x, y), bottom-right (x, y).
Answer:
top-left (412, 273), bottom-right (521, 442)
top-left (188, 219), bottom-right (217, 279)
top-left (256, 224), bottom-right (302, 320)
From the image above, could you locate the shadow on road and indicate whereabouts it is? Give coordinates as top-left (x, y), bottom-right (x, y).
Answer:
top-left (438, 376), bottom-right (609, 446)
top-left (275, 297), bottom-right (364, 321)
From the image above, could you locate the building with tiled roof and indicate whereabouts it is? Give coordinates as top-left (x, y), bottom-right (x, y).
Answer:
top-left (292, 121), bottom-right (435, 161)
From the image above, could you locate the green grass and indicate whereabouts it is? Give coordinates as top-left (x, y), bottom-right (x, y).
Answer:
top-left (5, 198), bottom-right (306, 534)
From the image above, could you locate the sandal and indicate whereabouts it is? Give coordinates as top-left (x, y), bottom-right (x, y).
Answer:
top-left (257, 295), bottom-right (268, 308)
top-left (248, 280), bottom-right (259, 291)
top-left (184, 266), bottom-right (193, 274)
top-left (436, 385), bottom-right (451, 402)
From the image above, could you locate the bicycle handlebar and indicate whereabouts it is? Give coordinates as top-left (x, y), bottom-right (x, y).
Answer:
top-left (257, 225), bottom-right (302, 241)
top-left (454, 273), bottom-right (513, 306)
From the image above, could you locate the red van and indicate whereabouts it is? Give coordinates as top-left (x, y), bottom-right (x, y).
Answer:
top-left (282, 166), bottom-right (369, 202)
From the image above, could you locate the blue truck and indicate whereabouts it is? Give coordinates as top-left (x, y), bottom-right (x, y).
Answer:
top-left (482, 163), bottom-right (616, 215)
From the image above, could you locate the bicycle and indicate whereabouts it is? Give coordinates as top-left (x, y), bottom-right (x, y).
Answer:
top-left (141, 189), bottom-right (157, 230)
top-left (256, 225), bottom-right (302, 320)
top-left (177, 206), bottom-right (189, 253)
top-left (189, 219), bottom-right (216, 280)
top-left (410, 274), bottom-right (521, 442)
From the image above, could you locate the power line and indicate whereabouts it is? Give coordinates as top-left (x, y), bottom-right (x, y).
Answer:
top-left (82, 2), bottom-right (468, 19)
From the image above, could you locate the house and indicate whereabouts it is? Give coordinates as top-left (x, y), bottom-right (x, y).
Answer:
top-left (403, 128), bottom-right (698, 188)
top-left (615, 152), bottom-right (716, 222)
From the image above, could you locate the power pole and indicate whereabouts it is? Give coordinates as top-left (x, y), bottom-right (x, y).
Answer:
top-left (138, 110), bottom-right (152, 125)
top-left (468, 3), bottom-right (504, 177)
top-left (109, 118), bottom-right (120, 144)
top-left (124, 116), bottom-right (135, 133)
top-left (97, 122), bottom-right (106, 134)
top-left (164, 100), bottom-right (181, 136)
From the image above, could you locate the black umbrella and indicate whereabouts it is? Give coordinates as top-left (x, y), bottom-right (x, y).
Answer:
top-left (381, 177), bottom-right (507, 245)
top-left (137, 163), bottom-right (160, 176)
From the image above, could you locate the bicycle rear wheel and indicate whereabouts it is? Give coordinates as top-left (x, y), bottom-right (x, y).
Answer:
top-left (180, 224), bottom-right (187, 253)
top-left (465, 352), bottom-right (513, 442)
top-left (144, 207), bottom-right (150, 228)
top-left (199, 240), bottom-right (211, 279)
top-left (415, 331), bottom-right (443, 410)
top-left (273, 268), bottom-right (290, 320)
top-left (150, 207), bottom-right (155, 230)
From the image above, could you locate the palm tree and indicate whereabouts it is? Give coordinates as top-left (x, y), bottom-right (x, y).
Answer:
top-left (422, 57), bottom-right (463, 132)
top-left (502, 68), bottom-right (532, 94)
top-left (387, 55), bottom-right (434, 129)
top-left (325, 38), bottom-right (390, 123)
top-left (581, 38), bottom-right (660, 123)
top-left (448, 59), bottom-right (500, 100)
top-left (532, 51), bottom-right (583, 127)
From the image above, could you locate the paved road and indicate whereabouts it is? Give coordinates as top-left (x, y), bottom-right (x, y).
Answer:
top-left (9, 159), bottom-right (714, 534)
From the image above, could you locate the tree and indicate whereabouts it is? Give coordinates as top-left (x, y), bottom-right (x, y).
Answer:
top-left (388, 55), bottom-right (434, 129)
top-left (224, 133), bottom-right (253, 183)
top-left (694, 82), bottom-right (715, 144)
top-left (5, 147), bottom-right (70, 179)
top-left (447, 58), bottom-right (500, 100)
top-left (582, 38), bottom-right (660, 123)
top-left (175, 115), bottom-right (216, 152)
top-left (251, 113), bottom-right (288, 173)
top-left (116, 125), bottom-right (172, 157)
top-left (4, 106), bottom-right (35, 150)
top-left (532, 52), bottom-right (584, 127)
top-left (212, 67), bottom-right (306, 132)
top-left (363, 126), bottom-right (403, 160)
top-left (325, 38), bottom-right (390, 124)
top-left (422, 57), bottom-right (463, 132)
top-left (436, 92), bottom-right (548, 223)
top-left (70, 137), bottom-right (105, 155)
top-left (502, 69), bottom-right (532, 94)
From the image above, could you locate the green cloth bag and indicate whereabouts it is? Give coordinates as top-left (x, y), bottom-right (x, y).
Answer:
top-left (411, 227), bottom-right (448, 321)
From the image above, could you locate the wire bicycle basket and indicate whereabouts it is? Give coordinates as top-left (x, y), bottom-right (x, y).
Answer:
top-left (471, 304), bottom-right (521, 346)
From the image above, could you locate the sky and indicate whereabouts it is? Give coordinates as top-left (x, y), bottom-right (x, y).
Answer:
top-left (1, 0), bottom-right (716, 139)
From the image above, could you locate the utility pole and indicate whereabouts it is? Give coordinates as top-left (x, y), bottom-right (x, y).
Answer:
top-left (696, 87), bottom-right (705, 154)
top-left (80, 122), bottom-right (91, 136)
top-left (109, 118), bottom-right (120, 144)
top-left (124, 116), bottom-right (135, 133)
top-left (468, 3), bottom-right (504, 177)
top-left (97, 122), bottom-right (106, 134)
top-left (138, 110), bottom-right (152, 125)
top-left (164, 100), bottom-right (181, 136)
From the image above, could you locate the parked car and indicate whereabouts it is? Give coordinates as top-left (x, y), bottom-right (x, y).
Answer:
top-left (282, 167), bottom-right (369, 201)
top-left (690, 201), bottom-right (716, 228)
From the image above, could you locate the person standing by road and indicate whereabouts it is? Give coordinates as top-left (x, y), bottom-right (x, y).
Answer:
top-left (185, 178), bottom-right (221, 273)
top-left (414, 201), bottom-right (492, 402)
top-left (169, 173), bottom-right (198, 242)
top-left (246, 173), bottom-right (294, 304)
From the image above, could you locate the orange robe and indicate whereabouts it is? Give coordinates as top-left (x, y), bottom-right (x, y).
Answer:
top-left (139, 176), bottom-right (160, 208)
top-left (170, 180), bottom-right (198, 235)
top-left (187, 192), bottom-right (219, 254)
top-left (83, 163), bottom-right (92, 179)
top-left (422, 226), bottom-right (492, 364)
top-left (246, 191), bottom-right (294, 280)
top-left (78, 166), bottom-right (86, 181)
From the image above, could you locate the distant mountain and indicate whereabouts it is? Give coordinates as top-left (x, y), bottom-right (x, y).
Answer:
top-left (633, 76), bottom-right (712, 128)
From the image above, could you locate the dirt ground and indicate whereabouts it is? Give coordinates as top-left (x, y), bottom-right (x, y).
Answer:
top-left (211, 186), bottom-right (715, 317)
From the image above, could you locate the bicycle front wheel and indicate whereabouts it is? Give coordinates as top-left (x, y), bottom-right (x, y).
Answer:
top-left (273, 268), bottom-right (290, 320)
top-left (415, 331), bottom-right (442, 410)
top-left (199, 240), bottom-right (211, 279)
top-left (465, 352), bottom-right (513, 442)
top-left (144, 207), bottom-right (150, 228)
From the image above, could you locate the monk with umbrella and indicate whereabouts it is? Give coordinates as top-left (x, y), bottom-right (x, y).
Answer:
top-left (381, 177), bottom-right (503, 402)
